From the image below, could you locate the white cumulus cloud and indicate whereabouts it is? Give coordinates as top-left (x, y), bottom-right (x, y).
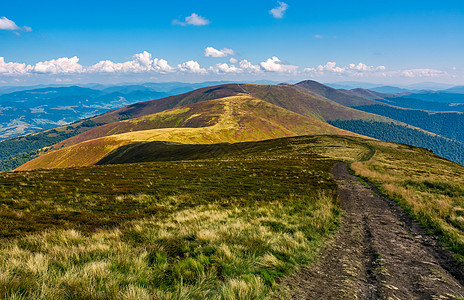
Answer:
top-left (0, 57), bottom-right (32, 74)
top-left (270, 2), bottom-right (288, 18)
top-left (0, 16), bottom-right (20, 30)
top-left (0, 16), bottom-right (31, 32)
top-left (348, 62), bottom-right (386, 72)
top-left (0, 52), bottom-right (450, 81)
top-left (305, 62), bottom-right (386, 77)
top-left (204, 47), bottom-right (236, 58)
top-left (260, 56), bottom-right (298, 73)
top-left (239, 60), bottom-right (261, 73)
top-left (173, 13), bottom-right (210, 26)
top-left (177, 60), bottom-right (207, 74)
top-left (211, 63), bottom-right (241, 74)
top-left (32, 56), bottom-right (84, 74)
top-left (316, 62), bottom-right (345, 73)
top-left (88, 51), bottom-right (173, 73)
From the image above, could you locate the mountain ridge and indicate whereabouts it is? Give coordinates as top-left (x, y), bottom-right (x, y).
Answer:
top-left (16, 95), bottom-right (360, 170)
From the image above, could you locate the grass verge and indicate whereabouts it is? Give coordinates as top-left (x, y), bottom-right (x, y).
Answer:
top-left (0, 135), bottom-right (360, 299)
top-left (351, 141), bottom-right (464, 262)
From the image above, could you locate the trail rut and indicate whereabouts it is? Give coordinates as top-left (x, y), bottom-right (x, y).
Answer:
top-left (281, 162), bottom-right (464, 299)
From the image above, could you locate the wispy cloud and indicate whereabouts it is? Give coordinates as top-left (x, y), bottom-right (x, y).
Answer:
top-left (270, 2), bottom-right (288, 19)
top-left (173, 13), bottom-right (210, 26)
top-left (204, 47), bottom-right (236, 58)
top-left (399, 69), bottom-right (447, 78)
top-left (0, 16), bottom-right (31, 32)
top-left (313, 34), bottom-right (324, 39)
top-left (304, 62), bottom-right (447, 79)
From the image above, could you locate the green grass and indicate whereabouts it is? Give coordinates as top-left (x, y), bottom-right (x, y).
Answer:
top-left (351, 140), bottom-right (464, 262)
top-left (17, 96), bottom-right (359, 171)
top-left (4, 134), bottom-right (463, 298)
top-left (0, 135), bottom-right (360, 299)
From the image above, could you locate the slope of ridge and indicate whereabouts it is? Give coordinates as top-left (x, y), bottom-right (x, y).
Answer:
top-left (339, 88), bottom-right (391, 100)
top-left (294, 80), bottom-right (382, 107)
top-left (1, 81), bottom-right (391, 170)
top-left (89, 83), bottom-right (388, 124)
top-left (57, 87), bottom-right (384, 149)
top-left (16, 95), bottom-right (360, 170)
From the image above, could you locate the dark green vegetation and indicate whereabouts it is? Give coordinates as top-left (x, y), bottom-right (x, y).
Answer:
top-left (329, 119), bottom-right (464, 164)
top-left (1, 136), bottom-right (338, 239)
top-left (355, 105), bottom-right (464, 142)
top-left (0, 135), bottom-right (352, 299)
top-left (2, 134), bottom-right (464, 298)
top-left (0, 119), bottom-right (106, 171)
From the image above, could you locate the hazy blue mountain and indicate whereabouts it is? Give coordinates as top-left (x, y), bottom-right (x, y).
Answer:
top-left (392, 92), bottom-right (464, 104)
top-left (443, 86), bottom-right (464, 94)
top-left (0, 85), bottom-right (174, 140)
top-left (324, 81), bottom-right (382, 90)
top-left (370, 86), bottom-right (413, 94)
top-left (376, 97), bottom-right (464, 112)
top-left (404, 82), bottom-right (456, 90)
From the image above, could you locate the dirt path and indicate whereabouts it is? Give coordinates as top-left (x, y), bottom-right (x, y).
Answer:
top-left (281, 162), bottom-right (464, 299)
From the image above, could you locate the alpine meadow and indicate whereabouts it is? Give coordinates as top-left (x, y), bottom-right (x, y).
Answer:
top-left (1, 1), bottom-right (464, 299)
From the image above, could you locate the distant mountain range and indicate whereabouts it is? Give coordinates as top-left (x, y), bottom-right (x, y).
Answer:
top-left (2, 79), bottom-right (464, 171)
top-left (326, 81), bottom-right (458, 92)
top-left (0, 81), bottom-right (287, 141)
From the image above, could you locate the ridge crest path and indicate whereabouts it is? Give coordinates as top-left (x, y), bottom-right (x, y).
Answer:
top-left (282, 162), bottom-right (464, 299)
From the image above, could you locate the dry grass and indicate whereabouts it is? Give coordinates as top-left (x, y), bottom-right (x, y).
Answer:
top-left (17, 96), bottom-right (359, 170)
top-left (351, 140), bottom-right (464, 260)
top-left (1, 135), bottom-right (359, 299)
top-left (0, 192), bottom-right (339, 299)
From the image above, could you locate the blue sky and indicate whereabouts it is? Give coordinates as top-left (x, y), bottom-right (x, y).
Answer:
top-left (1, 0), bottom-right (463, 85)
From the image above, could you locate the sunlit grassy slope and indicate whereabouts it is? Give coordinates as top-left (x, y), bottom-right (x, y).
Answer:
top-left (16, 95), bottom-right (360, 170)
top-left (95, 135), bottom-right (464, 261)
top-left (2, 82), bottom-right (400, 171)
top-left (1, 135), bottom-right (369, 299)
top-left (90, 83), bottom-right (388, 125)
top-left (2, 135), bottom-right (464, 298)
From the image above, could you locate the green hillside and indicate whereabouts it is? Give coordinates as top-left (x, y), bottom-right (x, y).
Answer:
top-left (16, 96), bottom-right (359, 170)
top-left (0, 82), bottom-right (388, 171)
top-left (1, 135), bottom-right (360, 299)
top-left (2, 134), bottom-right (464, 298)
top-left (328, 119), bottom-right (464, 164)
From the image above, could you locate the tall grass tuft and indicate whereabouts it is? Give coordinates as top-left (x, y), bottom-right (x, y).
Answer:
top-left (0, 191), bottom-right (339, 299)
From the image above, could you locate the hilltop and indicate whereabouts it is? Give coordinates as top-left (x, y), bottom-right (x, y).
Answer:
top-left (4, 80), bottom-right (464, 171)
top-left (16, 95), bottom-right (359, 170)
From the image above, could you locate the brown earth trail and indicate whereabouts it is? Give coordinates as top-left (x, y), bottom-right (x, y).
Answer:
top-left (281, 162), bottom-right (464, 299)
